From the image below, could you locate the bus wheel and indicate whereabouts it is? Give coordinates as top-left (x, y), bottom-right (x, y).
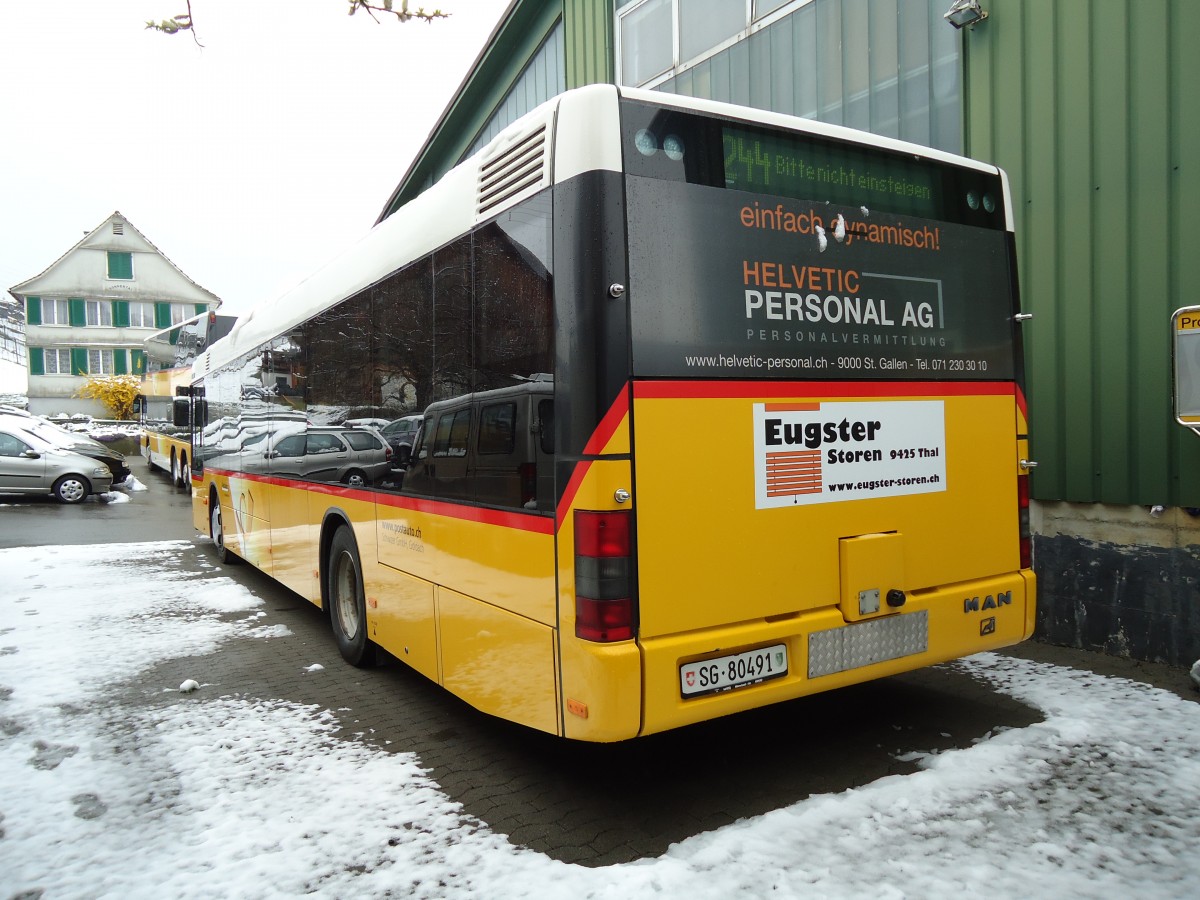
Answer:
top-left (171, 453), bottom-right (180, 486)
top-left (178, 454), bottom-right (189, 490)
top-left (328, 527), bottom-right (376, 667)
top-left (210, 498), bottom-right (237, 566)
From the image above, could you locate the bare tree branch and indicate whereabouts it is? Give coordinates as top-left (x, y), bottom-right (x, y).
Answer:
top-left (147, 1), bottom-right (448, 44)
top-left (145, 0), bottom-right (203, 47)
top-left (347, 1), bottom-right (449, 24)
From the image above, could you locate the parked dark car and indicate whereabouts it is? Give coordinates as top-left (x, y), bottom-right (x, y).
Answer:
top-left (379, 415), bottom-right (423, 466)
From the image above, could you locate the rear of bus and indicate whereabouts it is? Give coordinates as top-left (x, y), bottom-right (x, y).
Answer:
top-left (554, 88), bottom-right (1034, 740)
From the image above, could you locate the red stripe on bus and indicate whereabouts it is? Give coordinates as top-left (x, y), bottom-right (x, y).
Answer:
top-left (555, 459), bottom-right (592, 526)
top-left (555, 386), bottom-right (630, 527)
top-left (632, 380), bottom-right (1017, 400)
top-left (375, 492), bottom-right (554, 534)
top-left (205, 469), bottom-right (554, 535)
top-left (582, 385), bottom-right (631, 456)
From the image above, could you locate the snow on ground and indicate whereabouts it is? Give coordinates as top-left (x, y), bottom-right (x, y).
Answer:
top-left (1, 542), bottom-right (1198, 899)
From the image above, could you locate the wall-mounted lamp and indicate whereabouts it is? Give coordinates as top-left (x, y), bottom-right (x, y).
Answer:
top-left (944, 0), bottom-right (988, 29)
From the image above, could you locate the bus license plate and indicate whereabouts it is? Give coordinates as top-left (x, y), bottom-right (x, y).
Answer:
top-left (680, 644), bottom-right (788, 698)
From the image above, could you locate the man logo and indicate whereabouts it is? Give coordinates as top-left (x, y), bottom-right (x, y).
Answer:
top-left (980, 617), bottom-right (996, 636)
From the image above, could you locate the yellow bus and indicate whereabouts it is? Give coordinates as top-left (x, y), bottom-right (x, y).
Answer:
top-left (182, 85), bottom-right (1035, 741)
top-left (139, 313), bottom-right (234, 487)
top-left (137, 366), bottom-right (193, 487)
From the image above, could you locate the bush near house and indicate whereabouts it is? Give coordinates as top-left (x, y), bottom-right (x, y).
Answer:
top-left (76, 374), bottom-right (140, 420)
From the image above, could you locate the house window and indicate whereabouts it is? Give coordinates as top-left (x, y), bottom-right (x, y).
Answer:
top-left (620, 0), bottom-right (795, 86)
top-left (43, 348), bottom-right (72, 374)
top-left (88, 349), bottom-right (119, 375)
top-left (86, 300), bottom-right (113, 327)
top-left (171, 304), bottom-right (189, 325)
top-left (619, 0), bottom-right (673, 86)
top-left (621, 0), bottom-right (962, 154)
top-left (107, 251), bottom-right (134, 280)
top-left (755, 0), bottom-right (793, 16)
top-left (679, 0), bottom-right (745, 61)
top-left (41, 298), bottom-right (70, 326)
top-left (128, 302), bottom-right (155, 328)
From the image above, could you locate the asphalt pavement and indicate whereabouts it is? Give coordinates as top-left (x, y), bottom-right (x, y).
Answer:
top-left (2, 452), bottom-right (1196, 866)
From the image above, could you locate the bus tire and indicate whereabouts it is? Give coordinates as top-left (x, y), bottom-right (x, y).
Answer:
top-left (327, 527), bottom-right (376, 667)
top-left (177, 453), bottom-right (189, 490)
top-left (210, 495), bottom-right (237, 566)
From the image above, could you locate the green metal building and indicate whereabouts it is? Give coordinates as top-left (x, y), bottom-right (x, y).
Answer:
top-left (382, 0), bottom-right (1200, 666)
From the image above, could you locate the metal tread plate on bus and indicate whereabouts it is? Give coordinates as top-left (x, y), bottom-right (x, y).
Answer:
top-left (807, 609), bottom-right (928, 679)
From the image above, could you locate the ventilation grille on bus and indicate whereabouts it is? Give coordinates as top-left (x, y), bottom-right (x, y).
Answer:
top-left (477, 124), bottom-right (548, 218)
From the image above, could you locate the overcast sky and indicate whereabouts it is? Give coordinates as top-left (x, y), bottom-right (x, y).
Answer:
top-left (0, 0), bottom-right (511, 316)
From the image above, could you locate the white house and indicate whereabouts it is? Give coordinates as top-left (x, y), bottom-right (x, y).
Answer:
top-left (8, 212), bottom-right (220, 416)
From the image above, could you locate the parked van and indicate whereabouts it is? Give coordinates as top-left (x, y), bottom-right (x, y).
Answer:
top-left (403, 379), bottom-right (554, 512)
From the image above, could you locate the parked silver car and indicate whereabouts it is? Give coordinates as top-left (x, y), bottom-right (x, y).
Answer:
top-left (0, 427), bottom-right (114, 503)
top-left (0, 410), bottom-right (130, 484)
top-left (242, 425), bottom-right (393, 487)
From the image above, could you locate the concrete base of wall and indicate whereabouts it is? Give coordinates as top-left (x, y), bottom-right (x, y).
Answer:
top-left (1031, 502), bottom-right (1200, 667)
top-left (26, 398), bottom-right (106, 418)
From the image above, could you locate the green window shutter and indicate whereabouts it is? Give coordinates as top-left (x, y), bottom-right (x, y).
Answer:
top-left (194, 304), bottom-right (207, 316)
top-left (154, 302), bottom-right (172, 329)
top-left (25, 297), bottom-right (42, 325)
top-left (68, 298), bottom-right (86, 327)
top-left (29, 347), bottom-right (45, 375)
top-left (131, 349), bottom-right (145, 375)
top-left (113, 349), bottom-right (127, 375)
top-left (113, 301), bottom-right (130, 327)
top-left (169, 327), bottom-right (180, 346)
top-left (71, 348), bottom-right (89, 376)
top-left (107, 251), bottom-right (133, 279)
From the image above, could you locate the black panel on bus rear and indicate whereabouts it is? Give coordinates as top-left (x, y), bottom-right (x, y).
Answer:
top-left (552, 169), bottom-right (631, 505)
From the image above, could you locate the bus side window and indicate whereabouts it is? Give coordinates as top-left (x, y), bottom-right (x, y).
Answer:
top-left (477, 403), bottom-right (516, 455)
top-left (446, 409), bottom-right (471, 458)
top-left (415, 415), bottom-right (433, 460)
top-left (432, 414), bottom-right (454, 458)
top-left (537, 399), bottom-right (554, 456)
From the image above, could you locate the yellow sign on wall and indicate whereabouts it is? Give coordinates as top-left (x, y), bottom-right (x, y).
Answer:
top-left (1173, 306), bottom-right (1200, 426)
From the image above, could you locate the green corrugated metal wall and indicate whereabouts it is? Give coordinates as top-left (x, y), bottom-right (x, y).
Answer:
top-left (964, 0), bottom-right (1200, 507)
top-left (564, 0), bottom-right (613, 87)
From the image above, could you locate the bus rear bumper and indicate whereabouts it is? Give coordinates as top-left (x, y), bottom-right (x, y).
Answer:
top-left (638, 570), bottom-right (1034, 737)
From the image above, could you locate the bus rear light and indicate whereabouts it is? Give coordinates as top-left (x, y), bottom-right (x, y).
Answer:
top-left (1018, 473), bottom-right (1032, 570)
top-left (575, 510), bottom-right (631, 557)
top-left (575, 510), bottom-right (635, 642)
top-left (575, 596), bottom-right (634, 642)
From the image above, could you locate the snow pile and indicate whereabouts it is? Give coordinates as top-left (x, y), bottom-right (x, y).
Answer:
top-left (1, 542), bottom-right (1198, 899)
